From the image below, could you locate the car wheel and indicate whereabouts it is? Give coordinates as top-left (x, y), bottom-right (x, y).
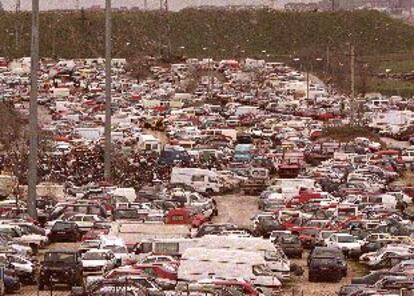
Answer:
top-left (308, 273), bottom-right (316, 282)
top-left (38, 282), bottom-right (44, 290)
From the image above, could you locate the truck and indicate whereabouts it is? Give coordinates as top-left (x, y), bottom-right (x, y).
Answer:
top-left (178, 248), bottom-right (282, 289)
top-left (170, 168), bottom-right (223, 194)
top-left (241, 168), bottom-right (269, 195)
top-left (234, 144), bottom-right (255, 162)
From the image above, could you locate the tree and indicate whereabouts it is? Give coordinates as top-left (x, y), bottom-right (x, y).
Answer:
top-left (0, 1), bottom-right (3, 11)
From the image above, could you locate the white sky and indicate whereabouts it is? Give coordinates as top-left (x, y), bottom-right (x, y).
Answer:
top-left (1, 0), bottom-right (320, 11)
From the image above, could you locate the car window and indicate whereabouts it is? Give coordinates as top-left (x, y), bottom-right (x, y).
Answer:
top-left (53, 222), bottom-right (72, 230)
top-left (45, 252), bottom-right (75, 263)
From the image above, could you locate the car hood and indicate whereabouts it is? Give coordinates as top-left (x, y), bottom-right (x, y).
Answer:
top-left (82, 260), bottom-right (107, 268)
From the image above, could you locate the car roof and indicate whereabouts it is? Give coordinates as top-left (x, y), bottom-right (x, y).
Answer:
top-left (46, 249), bottom-right (79, 253)
top-left (84, 248), bottom-right (109, 253)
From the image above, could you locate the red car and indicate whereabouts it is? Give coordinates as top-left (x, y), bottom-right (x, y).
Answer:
top-left (81, 223), bottom-right (110, 241)
top-left (133, 264), bottom-right (177, 289)
top-left (165, 208), bottom-right (206, 228)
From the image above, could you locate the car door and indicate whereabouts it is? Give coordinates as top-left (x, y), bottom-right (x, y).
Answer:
top-left (191, 175), bottom-right (206, 192)
top-left (107, 252), bottom-right (117, 270)
top-left (326, 235), bottom-right (336, 247)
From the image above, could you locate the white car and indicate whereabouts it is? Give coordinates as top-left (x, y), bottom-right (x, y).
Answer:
top-left (0, 254), bottom-right (36, 283)
top-left (82, 249), bottom-right (118, 276)
top-left (0, 224), bottom-right (47, 250)
top-left (101, 244), bottom-right (134, 266)
top-left (325, 233), bottom-right (362, 255)
top-left (360, 245), bottom-right (414, 267)
top-left (140, 255), bottom-right (178, 266)
top-left (67, 214), bottom-right (103, 232)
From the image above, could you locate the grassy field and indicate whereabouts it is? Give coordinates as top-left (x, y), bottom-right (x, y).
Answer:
top-left (1, 9), bottom-right (414, 95)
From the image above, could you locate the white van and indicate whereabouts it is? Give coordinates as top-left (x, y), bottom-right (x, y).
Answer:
top-left (138, 134), bottom-right (161, 153)
top-left (170, 168), bottom-right (222, 193)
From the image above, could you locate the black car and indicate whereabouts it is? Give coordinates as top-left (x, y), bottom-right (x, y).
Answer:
top-left (48, 221), bottom-right (81, 243)
top-left (38, 249), bottom-right (83, 290)
top-left (308, 247), bottom-right (347, 282)
top-left (278, 234), bottom-right (303, 258)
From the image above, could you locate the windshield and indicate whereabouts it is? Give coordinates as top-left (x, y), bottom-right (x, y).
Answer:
top-left (114, 209), bottom-right (140, 219)
top-left (252, 264), bottom-right (273, 276)
top-left (337, 236), bottom-right (355, 243)
top-left (45, 252), bottom-right (75, 263)
top-left (104, 245), bottom-right (127, 254)
top-left (83, 252), bottom-right (106, 260)
top-left (53, 222), bottom-right (72, 230)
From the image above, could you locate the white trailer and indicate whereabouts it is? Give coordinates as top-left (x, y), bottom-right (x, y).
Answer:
top-left (110, 222), bottom-right (191, 249)
top-left (138, 134), bottom-right (161, 153)
top-left (178, 248), bottom-right (281, 288)
top-left (170, 168), bottom-right (223, 194)
top-left (196, 236), bottom-right (290, 280)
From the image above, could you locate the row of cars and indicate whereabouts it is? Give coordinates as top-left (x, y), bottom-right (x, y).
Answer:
top-left (1, 55), bottom-right (414, 296)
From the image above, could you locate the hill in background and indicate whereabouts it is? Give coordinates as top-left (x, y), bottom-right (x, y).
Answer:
top-left (1, 9), bottom-right (414, 95)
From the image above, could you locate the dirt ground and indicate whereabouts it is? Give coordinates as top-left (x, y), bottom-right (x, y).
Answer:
top-left (212, 194), bottom-right (259, 227)
top-left (213, 193), bottom-right (368, 296)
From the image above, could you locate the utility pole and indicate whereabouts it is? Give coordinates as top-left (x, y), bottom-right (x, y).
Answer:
top-left (326, 46), bottom-right (330, 74)
top-left (15, 0), bottom-right (21, 51)
top-left (209, 58), bottom-right (213, 101)
top-left (159, 0), bottom-right (171, 59)
top-left (331, 0), bottom-right (335, 11)
top-left (350, 45), bottom-right (355, 123)
top-left (306, 69), bottom-right (310, 101)
top-left (28, 0), bottom-right (39, 219)
top-left (104, 0), bottom-right (112, 182)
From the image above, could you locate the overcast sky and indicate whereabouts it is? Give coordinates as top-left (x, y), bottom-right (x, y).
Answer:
top-left (1, 0), bottom-right (320, 11)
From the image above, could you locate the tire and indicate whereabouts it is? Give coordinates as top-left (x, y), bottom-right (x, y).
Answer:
top-left (308, 272), bottom-right (316, 282)
top-left (38, 282), bottom-right (45, 291)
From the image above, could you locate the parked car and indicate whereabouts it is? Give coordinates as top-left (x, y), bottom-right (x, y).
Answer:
top-left (81, 249), bottom-right (118, 276)
top-left (278, 234), bottom-right (303, 258)
top-left (38, 249), bottom-right (83, 290)
top-left (48, 221), bottom-right (82, 243)
top-left (308, 247), bottom-right (347, 282)
top-left (325, 233), bottom-right (362, 258)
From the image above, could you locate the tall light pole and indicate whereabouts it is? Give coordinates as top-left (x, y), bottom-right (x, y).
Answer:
top-left (350, 45), bottom-right (355, 124)
top-left (104, 0), bottom-right (112, 182)
top-left (15, 0), bottom-right (21, 51)
top-left (28, 0), bottom-right (39, 219)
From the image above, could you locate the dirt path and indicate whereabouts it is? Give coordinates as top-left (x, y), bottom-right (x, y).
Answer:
top-left (212, 193), bottom-right (258, 228)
